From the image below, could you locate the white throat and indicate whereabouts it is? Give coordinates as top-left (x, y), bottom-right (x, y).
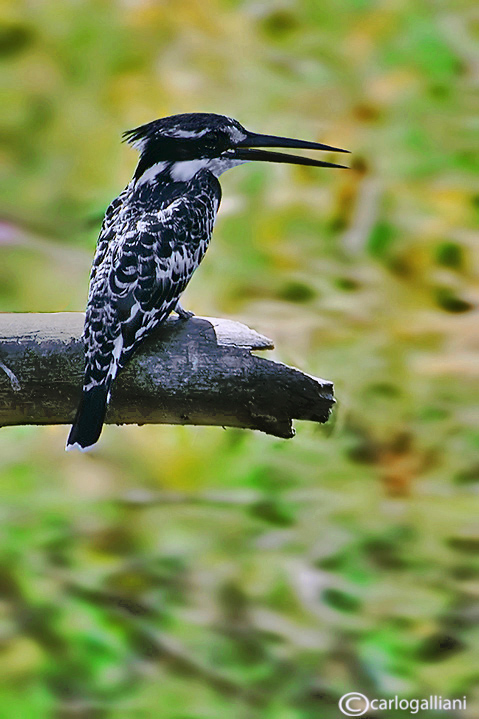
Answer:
top-left (170, 156), bottom-right (247, 182)
top-left (136, 156), bottom-right (247, 186)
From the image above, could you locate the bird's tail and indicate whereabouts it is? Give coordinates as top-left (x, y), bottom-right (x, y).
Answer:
top-left (66, 384), bottom-right (109, 452)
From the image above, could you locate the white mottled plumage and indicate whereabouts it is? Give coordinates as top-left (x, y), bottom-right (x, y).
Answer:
top-left (67, 161), bottom-right (220, 450)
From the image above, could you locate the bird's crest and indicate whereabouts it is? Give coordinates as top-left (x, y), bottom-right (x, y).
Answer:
top-left (122, 113), bottom-right (242, 151)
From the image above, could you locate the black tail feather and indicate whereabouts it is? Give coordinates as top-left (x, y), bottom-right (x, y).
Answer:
top-left (66, 385), bottom-right (109, 451)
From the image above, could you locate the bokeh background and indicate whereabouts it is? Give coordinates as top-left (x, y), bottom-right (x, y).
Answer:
top-left (1, 0), bottom-right (479, 717)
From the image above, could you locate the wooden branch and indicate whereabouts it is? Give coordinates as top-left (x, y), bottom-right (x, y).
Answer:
top-left (0, 313), bottom-right (334, 439)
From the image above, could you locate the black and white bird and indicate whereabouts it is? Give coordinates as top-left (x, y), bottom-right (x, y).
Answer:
top-left (66, 112), bottom-right (348, 451)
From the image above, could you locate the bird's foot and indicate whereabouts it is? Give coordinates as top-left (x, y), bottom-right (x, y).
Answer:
top-left (175, 302), bottom-right (194, 320)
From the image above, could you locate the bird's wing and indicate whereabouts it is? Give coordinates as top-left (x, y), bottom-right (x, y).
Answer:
top-left (84, 195), bottom-right (213, 391)
top-left (115, 198), bottom-right (210, 353)
top-left (87, 190), bottom-right (129, 296)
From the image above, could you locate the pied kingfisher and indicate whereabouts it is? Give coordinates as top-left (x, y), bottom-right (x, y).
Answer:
top-left (66, 113), bottom-right (348, 451)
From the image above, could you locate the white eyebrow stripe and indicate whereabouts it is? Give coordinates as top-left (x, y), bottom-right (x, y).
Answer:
top-left (168, 128), bottom-right (209, 139)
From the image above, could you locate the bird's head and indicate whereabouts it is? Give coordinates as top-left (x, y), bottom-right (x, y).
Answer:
top-left (123, 113), bottom-right (349, 183)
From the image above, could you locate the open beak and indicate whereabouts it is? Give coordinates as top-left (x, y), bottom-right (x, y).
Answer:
top-left (232, 131), bottom-right (350, 169)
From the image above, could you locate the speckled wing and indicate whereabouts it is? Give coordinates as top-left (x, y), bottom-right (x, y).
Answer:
top-left (83, 192), bottom-right (215, 396)
top-left (68, 172), bottom-right (220, 451)
top-left (112, 198), bottom-right (209, 367)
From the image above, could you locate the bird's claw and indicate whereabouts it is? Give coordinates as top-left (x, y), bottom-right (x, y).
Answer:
top-left (175, 302), bottom-right (194, 320)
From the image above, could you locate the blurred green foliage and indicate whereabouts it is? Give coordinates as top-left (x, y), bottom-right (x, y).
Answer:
top-left (1, 0), bottom-right (478, 717)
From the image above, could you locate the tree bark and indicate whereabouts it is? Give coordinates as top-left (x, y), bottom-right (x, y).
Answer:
top-left (0, 313), bottom-right (334, 439)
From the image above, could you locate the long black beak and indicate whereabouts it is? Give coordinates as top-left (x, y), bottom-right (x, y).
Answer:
top-left (233, 131), bottom-right (349, 169)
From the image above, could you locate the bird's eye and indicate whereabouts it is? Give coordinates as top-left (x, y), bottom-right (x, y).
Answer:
top-left (213, 131), bottom-right (230, 150)
top-left (198, 131), bottom-right (230, 156)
